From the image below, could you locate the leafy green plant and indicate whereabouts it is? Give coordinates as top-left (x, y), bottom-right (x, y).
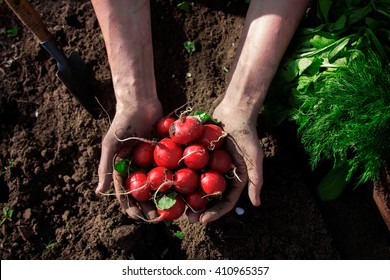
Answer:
top-left (183, 41), bottom-right (196, 54)
top-left (292, 52), bottom-right (389, 186)
top-left (265, 0), bottom-right (390, 200)
top-left (177, 1), bottom-right (191, 13)
top-left (44, 239), bottom-right (57, 251)
top-left (0, 207), bottom-right (14, 226)
top-left (6, 25), bottom-right (19, 37)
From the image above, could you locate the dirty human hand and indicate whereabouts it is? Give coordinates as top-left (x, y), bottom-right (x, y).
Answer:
top-left (203, 102), bottom-right (264, 223)
top-left (96, 101), bottom-right (162, 220)
top-left (188, 0), bottom-right (309, 223)
top-left (91, 0), bottom-right (162, 219)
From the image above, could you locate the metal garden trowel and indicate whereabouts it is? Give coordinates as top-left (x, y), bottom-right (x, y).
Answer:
top-left (5, 0), bottom-right (101, 119)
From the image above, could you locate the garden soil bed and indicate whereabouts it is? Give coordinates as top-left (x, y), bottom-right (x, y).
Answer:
top-left (1, 0), bottom-right (389, 260)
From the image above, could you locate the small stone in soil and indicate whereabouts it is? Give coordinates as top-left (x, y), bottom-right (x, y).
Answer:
top-left (235, 207), bottom-right (245, 215)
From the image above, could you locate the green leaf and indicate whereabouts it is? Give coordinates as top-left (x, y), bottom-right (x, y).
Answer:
top-left (310, 34), bottom-right (336, 49)
top-left (280, 59), bottom-right (299, 81)
top-left (296, 75), bottom-right (315, 93)
top-left (191, 111), bottom-right (219, 124)
top-left (317, 0), bottom-right (333, 23)
top-left (156, 192), bottom-right (177, 210)
top-left (174, 231), bottom-right (185, 240)
top-left (317, 161), bottom-right (351, 201)
top-left (366, 28), bottom-right (388, 62)
top-left (177, 1), bottom-right (191, 13)
top-left (298, 57), bottom-right (314, 75)
top-left (0, 207), bottom-right (14, 226)
top-left (348, 3), bottom-right (372, 25)
top-left (183, 41), bottom-right (196, 54)
top-left (296, 56), bottom-right (324, 76)
top-left (327, 15), bottom-right (347, 31)
top-left (114, 159), bottom-right (129, 176)
top-left (6, 25), bottom-right (19, 37)
top-left (328, 37), bottom-right (350, 63)
top-left (304, 56), bottom-right (324, 76)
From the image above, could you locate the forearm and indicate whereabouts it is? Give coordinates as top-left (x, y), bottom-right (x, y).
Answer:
top-left (225, 0), bottom-right (309, 112)
top-left (91, 0), bottom-right (157, 107)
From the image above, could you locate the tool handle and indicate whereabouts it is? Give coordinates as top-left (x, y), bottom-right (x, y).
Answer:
top-left (5, 0), bottom-right (51, 42)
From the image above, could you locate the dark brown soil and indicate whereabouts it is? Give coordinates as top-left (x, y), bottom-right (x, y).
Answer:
top-left (0, 0), bottom-right (389, 260)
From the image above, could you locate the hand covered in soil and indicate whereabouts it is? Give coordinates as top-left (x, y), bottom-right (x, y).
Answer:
top-left (187, 100), bottom-right (263, 224)
top-left (185, 0), bottom-right (309, 223)
top-left (96, 100), bottom-right (163, 220)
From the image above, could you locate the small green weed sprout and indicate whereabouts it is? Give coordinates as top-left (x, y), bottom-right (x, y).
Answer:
top-left (6, 25), bottom-right (19, 37)
top-left (177, 1), bottom-right (190, 13)
top-left (0, 207), bottom-right (14, 226)
top-left (183, 41), bottom-right (196, 54)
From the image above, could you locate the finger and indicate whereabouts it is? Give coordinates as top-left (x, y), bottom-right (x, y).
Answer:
top-left (200, 176), bottom-right (246, 223)
top-left (96, 134), bottom-right (116, 195)
top-left (114, 169), bottom-right (158, 221)
top-left (97, 121), bottom-right (139, 194)
top-left (234, 131), bottom-right (263, 207)
top-left (196, 133), bottom-right (249, 223)
top-left (113, 170), bottom-right (143, 219)
top-left (244, 141), bottom-right (263, 206)
top-left (186, 208), bottom-right (202, 224)
top-left (139, 201), bottom-right (158, 221)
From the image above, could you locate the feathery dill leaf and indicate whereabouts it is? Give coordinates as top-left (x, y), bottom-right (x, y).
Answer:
top-left (291, 52), bottom-right (390, 184)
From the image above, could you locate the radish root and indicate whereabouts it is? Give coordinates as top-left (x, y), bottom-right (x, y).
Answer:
top-left (178, 106), bottom-right (193, 122)
top-left (113, 132), bottom-right (157, 145)
top-left (97, 181), bottom-right (150, 196)
top-left (177, 148), bottom-right (206, 166)
top-left (94, 96), bottom-right (111, 125)
top-left (225, 167), bottom-right (243, 182)
top-left (208, 131), bottom-right (228, 150)
top-left (184, 201), bottom-right (206, 214)
top-left (171, 102), bottom-right (189, 118)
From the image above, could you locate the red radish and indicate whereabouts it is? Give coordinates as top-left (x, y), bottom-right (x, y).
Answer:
top-left (196, 124), bottom-right (227, 150)
top-left (147, 166), bottom-right (173, 192)
top-left (132, 142), bottom-right (155, 168)
top-left (173, 168), bottom-right (199, 194)
top-left (169, 116), bottom-right (203, 144)
top-left (185, 190), bottom-right (208, 211)
top-left (200, 170), bottom-right (226, 197)
top-left (125, 171), bottom-right (151, 202)
top-left (182, 144), bottom-right (209, 170)
top-left (156, 193), bottom-right (186, 221)
top-left (208, 149), bottom-right (234, 174)
top-left (155, 116), bottom-right (176, 138)
top-left (154, 138), bottom-right (183, 169)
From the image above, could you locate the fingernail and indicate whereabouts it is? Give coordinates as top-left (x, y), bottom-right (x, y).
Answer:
top-left (200, 211), bottom-right (216, 224)
top-left (95, 184), bottom-right (102, 196)
top-left (255, 196), bottom-right (261, 206)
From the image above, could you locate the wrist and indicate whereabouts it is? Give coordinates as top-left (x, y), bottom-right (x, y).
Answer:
top-left (221, 71), bottom-right (267, 116)
top-left (115, 78), bottom-right (157, 101)
top-left (215, 93), bottom-right (262, 124)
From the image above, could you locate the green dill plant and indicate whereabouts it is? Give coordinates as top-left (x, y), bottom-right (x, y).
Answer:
top-left (291, 52), bottom-right (390, 186)
top-left (264, 0), bottom-right (390, 199)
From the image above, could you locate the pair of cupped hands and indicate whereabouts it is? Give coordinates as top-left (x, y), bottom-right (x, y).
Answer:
top-left (96, 96), bottom-right (263, 224)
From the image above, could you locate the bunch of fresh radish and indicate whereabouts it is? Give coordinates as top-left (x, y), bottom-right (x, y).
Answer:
top-left (114, 111), bottom-right (237, 222)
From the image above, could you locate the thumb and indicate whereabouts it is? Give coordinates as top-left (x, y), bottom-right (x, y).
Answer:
top-left (96, 136), bottom-right (116, 195)
top-left (242, 138), bottom-right (263, 206)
